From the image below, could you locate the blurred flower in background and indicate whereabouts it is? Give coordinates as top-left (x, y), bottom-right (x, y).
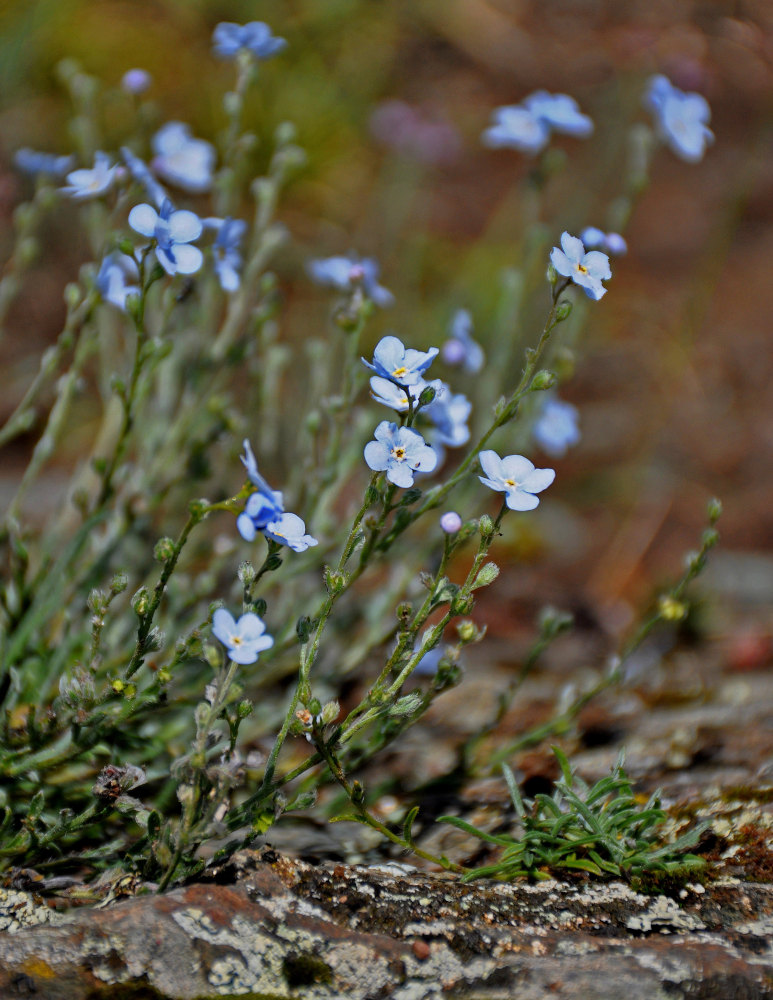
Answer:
top-left (369, 100), bottom-right (461, 165)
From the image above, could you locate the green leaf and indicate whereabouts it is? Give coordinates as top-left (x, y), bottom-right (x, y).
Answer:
top-left (403, 805), bottom-right (420, 845)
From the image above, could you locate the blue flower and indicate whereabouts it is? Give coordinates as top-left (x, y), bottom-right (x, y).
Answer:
top-left (550, 232), bottom-right (611, 301)
top-left (364, 421), bottom-right (438, 488)
top-left (151, 122), bottom-right (215, 194)
top-left (644, 75), bottom-right (713, 163)
top-left (207, 217), bottom-right (246, 292)
top-left (237, 440), bottom-right (318, 552)
top-left (14, 148), bottom-right (74, 178)
top-left (482, 105), bottom-right (549, 154)
top-left (128, 199), bottom-right (203, 276)
top-left (424, 385), bottom-right (471, 448)
top-left (362, 336), bottom-right (438, 387)
top-left (478, 450), bottom-right (555, 511)
top-left (121, 146), bottom-right (168, 208)
top-left (121, 68), bottom-right (151, 95)
top-left (368, 376), bottom-right (442, 412)
top-left (533, 398), bottom-right (580, 457)
top-left (482, 91), bottom-right (593, 155)
top-left (97, 252), bottom-right (140, 311)
top-left (263, 512), bottom-right (318, 553)
top-left (441, 309), bottom-right (484, 373)
top-left (212, 608), bottom-right (274, 665)
top-left (307, 254), bottom-right (394, 308)
top-left (212, 21), bottom-right (287, 61)
top-left (60, 152), bottom-right (118, 200)
top-left (580, 227), bottom-right (627, 256)
top-left (523, 91), bottom-right (594, 138)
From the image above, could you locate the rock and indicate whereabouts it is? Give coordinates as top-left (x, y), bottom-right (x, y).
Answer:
top-left (0, 849), bottom-right (771, 999)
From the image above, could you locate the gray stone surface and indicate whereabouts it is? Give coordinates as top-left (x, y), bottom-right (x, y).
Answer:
top-left (1, 849), bottom-right (772, 999)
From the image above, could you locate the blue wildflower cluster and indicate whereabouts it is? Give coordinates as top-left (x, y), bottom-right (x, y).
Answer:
top-left (237, 441), bottom-right (318, 553)
top-left (3, 16), bottom-right (722, 887)
top-left (482, 90), bottom-right (593, 155)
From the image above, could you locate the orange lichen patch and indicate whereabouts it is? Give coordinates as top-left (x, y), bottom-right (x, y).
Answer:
top-left (21, 957), bottom-right (57, 979)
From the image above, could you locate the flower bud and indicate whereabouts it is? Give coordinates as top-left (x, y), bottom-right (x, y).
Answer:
top-left (707, 497), bottom-right (722, 524)
top-left (440, 511), bottom-right (462, 534)
top-left (478, 514), bottom-right (495, 539)
top-left (555, 300), bottom-right (573, 321)
top-left (237, 561), bottom-right (256, 586)
top-left (121, 68), bottom-right (151, 94)
top-left (153, 537), bottom-right (175, 562)
top-left (131, 587), bottom-right (149, 617)
top-left (530, 370), bottom-right (556, 391)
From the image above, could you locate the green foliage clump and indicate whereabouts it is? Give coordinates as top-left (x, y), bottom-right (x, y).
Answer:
top-left (441, 748), bottom-right (706, 882)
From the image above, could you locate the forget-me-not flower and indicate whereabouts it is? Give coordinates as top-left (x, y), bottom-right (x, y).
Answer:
top-left (424, 385), bottom-right (471, 448)
top-left (644, 75), bottom-right (713, 163)
top-left (482, 91), bottom-right (593, 155)
top-left (580, 227), bottom-right (627, 256)
top-left (523, 91), bottom-right (594, 138)
top-left (151, 122), bottom-right (215, 193)
top-left (550, 232), bottom-right (611, 301)
top-left (307, 254), bottom-right (394, 308)
top-left (122, 146), bottom-right (168, 208)
top-left (369, 375), bottom-right (443, 413)
top-left (207, 217), bottom-right (247, 292)
top-left (263, 512), bottom-right (318, 553)
top-left (533, 398), bottom-right (580, 457)
top-left (97, 252), bottom-right (140, 311)
top-left (482, 105), bottom-right (549, 154)
top-left (212, 21), bottom-right (287, 61)
top-left (129, 199), bottom-right (203, 276)
top-left (362, 335), bottom-right (439, 387)
top-left (237, 440), bottom-right (318, 552)
top-left (60, 152), bottom-right (118, 200)
top-left (14, 149), bottom-right (74, 178)
top-left (479, 450), bottom-right (555, 511)
top-left (364, 421), bottom-right (438, 488)
top-left (212, 608), bottom-right (274, 665)
top-left (441, 309), bottom-right (484, 373)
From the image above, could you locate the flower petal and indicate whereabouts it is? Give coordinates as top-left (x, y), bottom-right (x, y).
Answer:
top-left (168, 209), bottom-right (203, 243)
top-left (128, 203), bottom-right (159, 237)
top-left (171, 244), bottom-right (203, 275)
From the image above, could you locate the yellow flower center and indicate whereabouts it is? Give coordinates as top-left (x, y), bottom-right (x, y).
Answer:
top-left (505, 478), bottom-right (518, 488)
top-left (392, 366), bottom-right (408, 379)
top-left (391, 446), bottom-right (406, 461)
top-left (576, 263), bottom-right (588, 274)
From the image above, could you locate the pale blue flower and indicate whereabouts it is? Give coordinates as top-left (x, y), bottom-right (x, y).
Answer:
top-left (237, 440), bottom-right (318, 552)
top-left (368, 376), bottom-right (442, 412)
top-left (307, 254), bottom-right (394, 308)
top-left (580, 227), bottom-right (627, 256)
top-left (364, 421), bottom-right (438, 488)
top-left (212, 608), bottom-right (273, 664)
top-left (121, 68), bottom-right (151, 94)
top-left (533, 398), bottom-right (580, 457)
top-left (60, 152), bottom-right (118, 200)
top-left (151, 122), bottom-right (215, 193)
top-left (362, 336), bottom-right (438, 387)
top-left (523, 91), bottom-right (594, 137)
top-left (97, 252), bottom-right (140, 310)
top-left (479, 450), bottom-right (555, 511)
top-left (441, 309), bottom-right (484, 373)
top-left (424, 385), bottom-right (471, 448)
top-left (263, 512), bottom-right (318, 553)
top-left (440, 511), bottom-right (462, 534)
top-left (209, 217), bottom-right (246, 292)
top-left (550, 232), bottom-right (611, 301)
top-left (14, 148), bottom-right (74, 178)
top-left (482, 105), bottom-right (549, 154)
top-left (121, 146), bottom-right (168, 208)
top-left (212, 21), bottom-right (287, 60)
top-left (128, 199), bottom-right (203, 276)
top-left (482, 91), bottom-right (592, 155)
top-left (644, 75), bottom-right (713, 163)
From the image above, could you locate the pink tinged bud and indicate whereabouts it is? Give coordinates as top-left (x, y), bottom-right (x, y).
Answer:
top-left (440, 511), bottom-right (463, 534)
